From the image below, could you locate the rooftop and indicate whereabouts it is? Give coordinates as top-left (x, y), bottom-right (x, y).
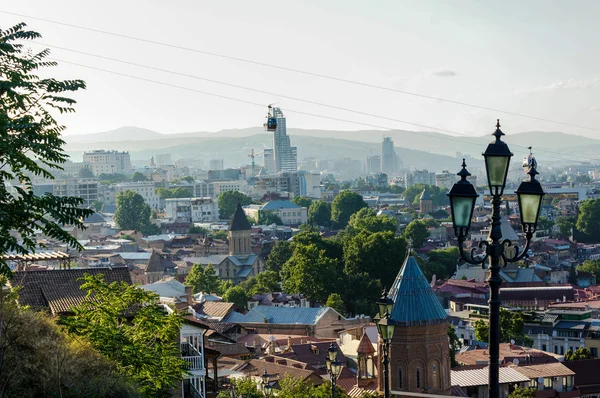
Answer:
top-left (229, 203), bottom-right (252, 231)
top-left (226, 306), bottom-right (338, 325)
top-left (388, 253), bottom-right (448, 326)
top-left (451, 366), bottom-right (530, 387)
top-left (513, 363), bottom-right (574, 379)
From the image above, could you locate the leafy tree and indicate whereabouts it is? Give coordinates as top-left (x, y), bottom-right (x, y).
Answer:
top-left (216, 377), bottom-right (262, 398)
top-left (448, 324), bottom-right (461, 368)
top-left (565, 347), bottom-right (592, 361)
top-left (537, 216), bottom-right (554, 235)
top-left (218, 191), bottom-right (252, 220)
top-left (219, 280), bottom-right (233, 295)
top-left (155, 187), bottom-right (193, 199)
top-left (426, 247), bottom-right (460, 280)
top-left (91, 200), bottom-right (104, 212)
top-left (212, 230), bottom-right (229, 240)
top-left (403, 220), bottom-right (430, 248)
top-left (578, 260), bottom-right (600, 281)
top-left (509, 387), bottom-right (536, 398)
top-left (78, 167), bottom-right (94, 178)
top-left (331, 191), bottom-right (368, 228)
top-left (577, 199), bottom-right (600, 237)
top-left (131, 172), bottom-right (147, 182)
top-left (98, 173), bottom-right (128, 183)
top-left (348, 208), bottom-right (397, 233)
top-left (0, 287), bottom-right (138, 397)
top-left (114, 190), bottom-right (153, 232)
top-left (265, 240), bottom-right (294, 273)
top-left (282, 244), bottom-right (339, 303)
top-left (64, 274), bottom-right (185, 397)
top-left (473, 309), bottom-right (532, 346)
top-left (341, 271), bottom-right (382, 317)
top-left (309, 200), bottom-right (332, 227)
top-left (259, 211), bottom-right (284, 225)
top-left (222, 285), bottom-right (249, 309)
top-left (291, 196), bottom-right (312, 208)
top-left (185, 263), bottom-right (221, 294)
top-left (0, 23), bottom-right (95, 276)
top-left (405, 184), bottom-right (449, 207)
top-left (189, 225), bottom-right (208, 234)
top-left (326, 293), bottom-right (345, 315)
top-left (556, 216), bottom-right (576, 239)
top-left (248, 270), bottom-right (281, 295)
top-left (343, 231), bottom-right (407, 288)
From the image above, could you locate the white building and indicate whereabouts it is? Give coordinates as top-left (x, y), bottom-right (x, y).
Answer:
top-left (263, 149), bottom-right (275, 174)
top-left (193, 181), bottom-right (215, 198)
top-left (60, 161), bottom-right (93, 177)
top-left (405, 169), bottom-right (436, 188)
top-left (243, 200), bottom-right (308, 226)
top-left (52, 178), bottom-right (99, 207)
top-left (165, 197), bottom-right (219, 223)
top-left (154, 154), bottom-right (172, 166)
top-left (83, 150), bottom-right (132, 175)
top-left (437, 170), bottom-right (478, 190)
top-left (299, 172), bottom-right (322, 199)
top-left (114, 182), bottom-right (160, 209)
top-left (209, 159), bottom-right (224, 171)
top-left (211, 180), bottom-right (248, 198)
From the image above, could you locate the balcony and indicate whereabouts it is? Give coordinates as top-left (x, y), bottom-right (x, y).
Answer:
top-left (181, 342), bottom-right (204, 371)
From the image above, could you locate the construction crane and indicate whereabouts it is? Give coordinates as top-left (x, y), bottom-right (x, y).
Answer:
top-left (248, 149), bottom-right (264, 177)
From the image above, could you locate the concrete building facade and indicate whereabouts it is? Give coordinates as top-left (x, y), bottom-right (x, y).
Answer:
top-left (83, 150), bottom-right (132, 175)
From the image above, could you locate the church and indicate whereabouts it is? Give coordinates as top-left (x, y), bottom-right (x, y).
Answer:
top-left (379, 251), bottom-right (451, 395)
top-left (191, 203), bottom-right (264, 284)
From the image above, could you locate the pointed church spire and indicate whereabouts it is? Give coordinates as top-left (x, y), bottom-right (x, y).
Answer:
top-left (229, 203), bottom-right (251, 231)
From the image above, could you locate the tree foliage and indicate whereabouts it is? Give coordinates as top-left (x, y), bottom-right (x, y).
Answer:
top-left (131, 172), bottom-right (147, 182)
top-left (265, 240), bottom-right (294, 273)
top-left (348, 207), bottom-right (397, 233)
top-left (78, 167), bottom-right (94, 178)
top-left (555, 216), bottom-right (576, 239)
top-left (64, 274), bottom-right (185, 397)
top-left (578, 260), bottom-right (600, 281)
top-left (509, 387), bottom-right (536, 398)
top-left (448, 324), bottom-right (460, 368)
top-left (0, 23), bottom-right (94, 275)
top-left (114, 190), bottom-right (155, 233)
top-left (403, 219), bottom-right (430, 248)
top-left (282, 244), bottom-right (340, 303)
top-left (405, 184), bottom-right (449, 207)
top-left (185, 263), bottom-right (221, 294)
top-left (218, 191), bottom-right (252, 220)
top-left (309, 200), bottom-right (332, 227)
top-left (473, 309), bottom-right (532, 346)
top-left (259, 211), bottom-right (284, 225)
top-left (331, 191), bottom-right (368, 228)
top-left (577, 199), bottom-right (600, 238)
top-left (565, 347), bottom-right (592, 361)
top-left (291, 196), bottom-right (312, 208)
top-left (244, 270), bottom-right (281, 295)
top-left (326, 293), bottom-right (345, 315)
top-left (426, 247), bottom-right (460, 280)
top-left (222, 285), bottom-right (249, 309)
top-left (155, 187), bottom-right (193, 199)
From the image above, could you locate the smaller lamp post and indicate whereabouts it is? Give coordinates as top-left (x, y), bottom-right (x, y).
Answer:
top-left (376, 290), bottom-right (396, 398)
top-left (325, 343), bottom-right (342, 398)
top-left (261, 370), bottom-right (272, 397)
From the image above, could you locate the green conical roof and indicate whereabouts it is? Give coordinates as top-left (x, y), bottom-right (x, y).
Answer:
top-left (388, 254), bottom-right (448, 326)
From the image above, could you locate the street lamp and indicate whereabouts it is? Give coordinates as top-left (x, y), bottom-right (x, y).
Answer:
top-left (261, 370), bottom-right (272, 397)
top-left (448, 120), bottom-right (544, 398)
top-left (375, 291), bottom-right (396, 398)
top-left (325, 343), bottom-right (342, 398)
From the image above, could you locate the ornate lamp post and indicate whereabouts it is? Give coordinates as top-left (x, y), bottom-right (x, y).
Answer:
top-left (376, 290), bottom-right (396, 398)
top-left (325, 343), bottom-right (342, 398)
top-left (261, 370), bottom-right (272, 397)
top-left (448, 121), bottom-right (544, 398)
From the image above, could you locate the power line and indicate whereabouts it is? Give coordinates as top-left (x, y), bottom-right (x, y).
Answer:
top-left (4, 9), bottom-right (600, 134)
top-left (36, 41), bottom-right (598, 164)
top-left (48, 57), bottom-right (597, 165)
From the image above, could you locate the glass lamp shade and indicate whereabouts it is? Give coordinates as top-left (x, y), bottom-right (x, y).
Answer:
top-left (516, 178), bottom-right (544, 228)
top-left (449, 194), bottom-right (477, 229)
top-left (264, 384), bottom-right (273, 395)
top-left (331, 360), bottom-right (342, 377)
top-left (484, 153), bottom-right (511, 192)
top-left (325, 358), bottom-right (331, 371)
top-left (376, 295), bottom-right (394, 319)
top-left (262, 370), bottom-right (269, 385)
top-left (377, 316), bottom-right (396, 341)
top-left (327, 343), bottom-right (337, 361)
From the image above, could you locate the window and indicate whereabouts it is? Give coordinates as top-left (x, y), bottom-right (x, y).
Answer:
top-left (416, 368), bottom-right (421, 389)
top-left (398, 369), bottom-right (403, 389)
top-left (432, 364), bottom-right (438, 388)
top-left (544, 378), bottom-right (553, 390)
top-left (591, 347), bottom-right (598, 358)
top-left (542, 344), bottom-right (547, 352)
top-left (560, 346), bottom-right (564, 355)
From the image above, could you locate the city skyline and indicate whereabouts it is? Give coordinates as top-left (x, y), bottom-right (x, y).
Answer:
top-left (2, 1), bottom-right (599, 139)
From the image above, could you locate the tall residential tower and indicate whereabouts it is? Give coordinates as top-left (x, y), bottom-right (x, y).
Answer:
top-left (381, 137), bottom-right (398, 176)
top-left (271, 107), bottom-right (297, 173)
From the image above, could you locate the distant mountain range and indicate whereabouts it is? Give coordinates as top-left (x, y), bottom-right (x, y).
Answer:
top-left (64, 126), bottom-right (600, 170)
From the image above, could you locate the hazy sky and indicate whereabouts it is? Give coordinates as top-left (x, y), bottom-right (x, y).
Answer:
top-left (3, 1), bottom-right (600, 138)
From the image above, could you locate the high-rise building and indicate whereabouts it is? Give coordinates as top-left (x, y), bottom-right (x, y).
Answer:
top-left (271, 108), bottom-right (297, 172)
top-left (154, 154), bottom-right (172, 166)
top-left (382, 137), bottom-right (398, 175)
top-left (366, 155), bottom-right (381, 174)
top-left (83, 150), bottom-right (132, 175)
top-left (209, 159), bottom-right (224, 171)
top-left (263, 149), bottom-right (275, 174)
top-left (52, 178), bottom-right (99, 207)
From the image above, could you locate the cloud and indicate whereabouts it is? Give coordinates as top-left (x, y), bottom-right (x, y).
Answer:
top-left (430, 68), bottom-right (458, 77)
top-left (516, 77), bottom-right (600, 95)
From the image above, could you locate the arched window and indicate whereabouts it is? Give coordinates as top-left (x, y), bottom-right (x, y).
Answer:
top-left (416, 368), bottom-right (421, 389)
top-left (398, 368), bottom-right (403, 389)
top-left (432, 364), bottom-right (438, 388)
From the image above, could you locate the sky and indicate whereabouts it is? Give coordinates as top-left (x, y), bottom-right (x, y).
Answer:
top-left (3, 1), bottom-right (600, 138)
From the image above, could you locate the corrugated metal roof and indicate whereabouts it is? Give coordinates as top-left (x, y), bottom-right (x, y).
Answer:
top-left (513, 363), bottom-right (574, 379)
top-left (388, 254), bottom-right (448, 326)
top-left (451, 367), bottom-right (529, 387)
top-left (118, 252), bottom-right (152, 261)
top-left (226, 306), bottom-right (334, 325)
top-left (261, 200), bottom-right (301, 210)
